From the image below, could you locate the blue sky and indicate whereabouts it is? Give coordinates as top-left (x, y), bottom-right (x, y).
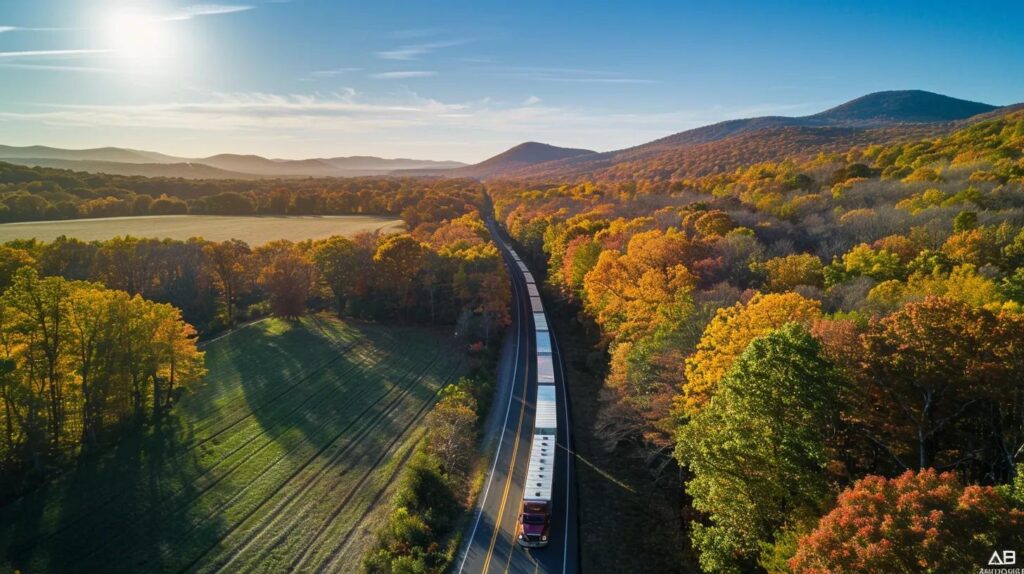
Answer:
top-left (0, 0), bottom-right (1022, 162)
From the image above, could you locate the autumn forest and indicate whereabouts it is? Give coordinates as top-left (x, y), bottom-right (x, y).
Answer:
top-left (0, 96), bottom-right (1023, 574)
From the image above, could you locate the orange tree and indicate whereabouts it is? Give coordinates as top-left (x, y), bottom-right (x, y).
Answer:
top-left (790, 469), bottom-right (1024, 574)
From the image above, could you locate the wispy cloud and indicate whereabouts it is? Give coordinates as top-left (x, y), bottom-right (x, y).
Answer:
top-left (162, 4), bottom-right (255, 21)
top-left (0, 49), bottom-right (111, 59)
top-left (0, 62), bottom-right (116, 73)
top-left (0, 26), bottom-right (14, 33)
top-left (370, 71), bottom-right (437, 79)
top-left (376, 39), bottom-right (469, 61)
top-left (310, 67), bottom-right (362, 78)
top-left (0, 90), bottom-right (816, 141)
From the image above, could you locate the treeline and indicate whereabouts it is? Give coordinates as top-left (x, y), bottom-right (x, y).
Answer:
top-left (0, 269), bottom-right (204, 490)
top-left (0, 162), bottom-right (481, 223)
top-left (0, 184), bottom-right (510, 499)
top-left (0, 216), bottom-right (509, 341)
top-left (491, 110), bottom-right (1024, 572)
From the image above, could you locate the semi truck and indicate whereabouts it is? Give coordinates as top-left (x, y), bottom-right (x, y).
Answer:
top-left (518, 384), bottom-right (557, 547)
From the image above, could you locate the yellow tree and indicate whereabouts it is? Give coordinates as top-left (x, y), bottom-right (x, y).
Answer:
top-left (373, 234), bottom-right (426, 316)
top-left (681, 292), bottom-right (822, 415)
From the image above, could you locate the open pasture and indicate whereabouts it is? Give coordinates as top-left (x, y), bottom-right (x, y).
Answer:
top-left (0, 315), bottom-right (457, 573)
top-left (0, 215), bottom-right (405, 245)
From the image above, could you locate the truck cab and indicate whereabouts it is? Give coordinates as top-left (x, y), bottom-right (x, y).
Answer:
top-left (518, 500), bottom-right (551, 547)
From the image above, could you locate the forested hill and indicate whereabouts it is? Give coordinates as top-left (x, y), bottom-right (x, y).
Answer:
top-left (444, 141), bottom-right (596, 179)
top-left (452, 90), bottom-right (1015, 181)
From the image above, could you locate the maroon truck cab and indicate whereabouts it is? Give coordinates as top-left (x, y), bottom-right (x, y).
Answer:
top-left (517, 499), bottom-right (551, 547)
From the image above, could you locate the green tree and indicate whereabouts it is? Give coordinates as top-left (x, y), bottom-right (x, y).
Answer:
top-left (953, 210), bottom-right (979, 233)
top-left (676, 324), bottom-right (841, 573)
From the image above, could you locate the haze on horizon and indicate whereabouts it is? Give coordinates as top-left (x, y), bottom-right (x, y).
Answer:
top-left (1, 0), bottom-right (1023, 163)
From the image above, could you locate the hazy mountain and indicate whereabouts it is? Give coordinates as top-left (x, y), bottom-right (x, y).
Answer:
top-left (482, 90), bottom-right (1009, 181)
top-left (323, 156), bottom-right (465, 171)
top-left (4, 158), bottom-right (260, 179)
top-left (1, 91), bottom-right (1008, 182)
top-left (446, 142), bottom-right (596, 179)
top-left (0, 145), bottom-right (183, 165)
top-left (0, 147), bottom-right (467, 178)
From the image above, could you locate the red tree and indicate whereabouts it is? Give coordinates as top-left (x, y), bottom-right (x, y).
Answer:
top-left (791, 469), bottom-right (1024, 574)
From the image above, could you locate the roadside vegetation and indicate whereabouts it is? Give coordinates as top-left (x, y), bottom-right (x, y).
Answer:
top-left (362, 373), bottom-right (490, 573)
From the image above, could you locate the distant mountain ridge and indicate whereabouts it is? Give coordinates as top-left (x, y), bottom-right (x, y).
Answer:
top-left (444, 142), bottom-right (596, 179)
top-left (0, 145), bottom-right (467, 179)
top-left (1, 90), bottom-right (1014, 182)
top-left (456, 90), bottom-right (1012, 181)
top-left (810, 90), bottom-right (997, 123)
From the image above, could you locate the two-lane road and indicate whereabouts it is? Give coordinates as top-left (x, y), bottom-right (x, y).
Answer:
top-left (455, 220), bottom-right (579, 574)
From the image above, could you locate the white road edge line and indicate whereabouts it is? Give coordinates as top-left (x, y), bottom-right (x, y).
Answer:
top-left (457, 235), bottom-right (523, 574)
top-left (552, 322), bottom-right (571, 574)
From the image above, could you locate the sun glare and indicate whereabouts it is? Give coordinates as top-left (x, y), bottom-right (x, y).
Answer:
top-left (102, 8), bottom-right (175, 66)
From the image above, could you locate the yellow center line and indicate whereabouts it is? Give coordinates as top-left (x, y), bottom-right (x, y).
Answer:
top-left (482, 379), bottom-right (528, 574)
top-left (504, 535), bottom-right (541, 574)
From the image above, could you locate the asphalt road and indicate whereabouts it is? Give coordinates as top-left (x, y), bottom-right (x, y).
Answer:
top-left (454, 221), bottom-right (579, 574)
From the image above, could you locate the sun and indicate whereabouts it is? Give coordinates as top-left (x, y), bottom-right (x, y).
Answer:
top-left (102, 8), bottom-right (175, 64)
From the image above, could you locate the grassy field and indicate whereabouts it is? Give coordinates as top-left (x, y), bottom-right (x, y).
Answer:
top-left (0, 315), bottom-right (460, 573)
top-left (0, 214), bottom-right (405, 245)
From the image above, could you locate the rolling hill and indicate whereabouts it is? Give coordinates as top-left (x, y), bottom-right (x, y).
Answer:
top-left (0, 145), bottom-right (182, 164)
top-left (443, 142), bottom-right (596, 179)
top-left (0, 147), bottom-right (466, 179)
top-left (1, 158), bottom-right (260, 179)
top-left (449, 90), bottom-right (1010, 181)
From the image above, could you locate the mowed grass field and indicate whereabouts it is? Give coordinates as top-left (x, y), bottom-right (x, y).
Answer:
top-left (0, 214), bottom-right (405, 245)
top-left (0, 315), bottom-right (459, 573)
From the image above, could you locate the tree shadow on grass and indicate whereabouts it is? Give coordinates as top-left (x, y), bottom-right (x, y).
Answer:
top-left (0, 315), bottom-right (442, 573)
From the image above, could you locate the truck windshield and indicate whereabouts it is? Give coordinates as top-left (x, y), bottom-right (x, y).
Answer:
top-left (522, 514), bottom-right (545, 524)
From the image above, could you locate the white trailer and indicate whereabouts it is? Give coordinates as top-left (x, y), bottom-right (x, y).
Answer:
top-left (537, 353), bottom-right (555, 383)
top-left (519, 384), bottom-right (557, 547)
top-left (530, 296), bottom-right (544, 314)
top-left (523, 272), bottom-right (535, 284)
top-left (517, 261), bottom-right (529, 273)
top-left (536, 330), bottom-right (552, 355)
top-left (527, 283), bottom-right (540, 298)
top-left (533, 312), bottom-right (548, 332)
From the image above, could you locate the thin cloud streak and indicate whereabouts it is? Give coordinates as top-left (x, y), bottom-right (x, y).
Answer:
top-left (310, 67), bottom-right (362, 77)
top-left (0, 49), bottom-right (111, 59)
top-left (376, 40), bottom-right (469, 60)
top-left (0, 63), bottom-right (117, 73)
top-left (370, 71), bottom-right (438, 79)
top-left (162, 4), bottom-right (255, 21)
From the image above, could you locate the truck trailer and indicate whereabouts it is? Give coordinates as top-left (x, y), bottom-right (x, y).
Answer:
top-left (518, 384), bottom-right (557, 547)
